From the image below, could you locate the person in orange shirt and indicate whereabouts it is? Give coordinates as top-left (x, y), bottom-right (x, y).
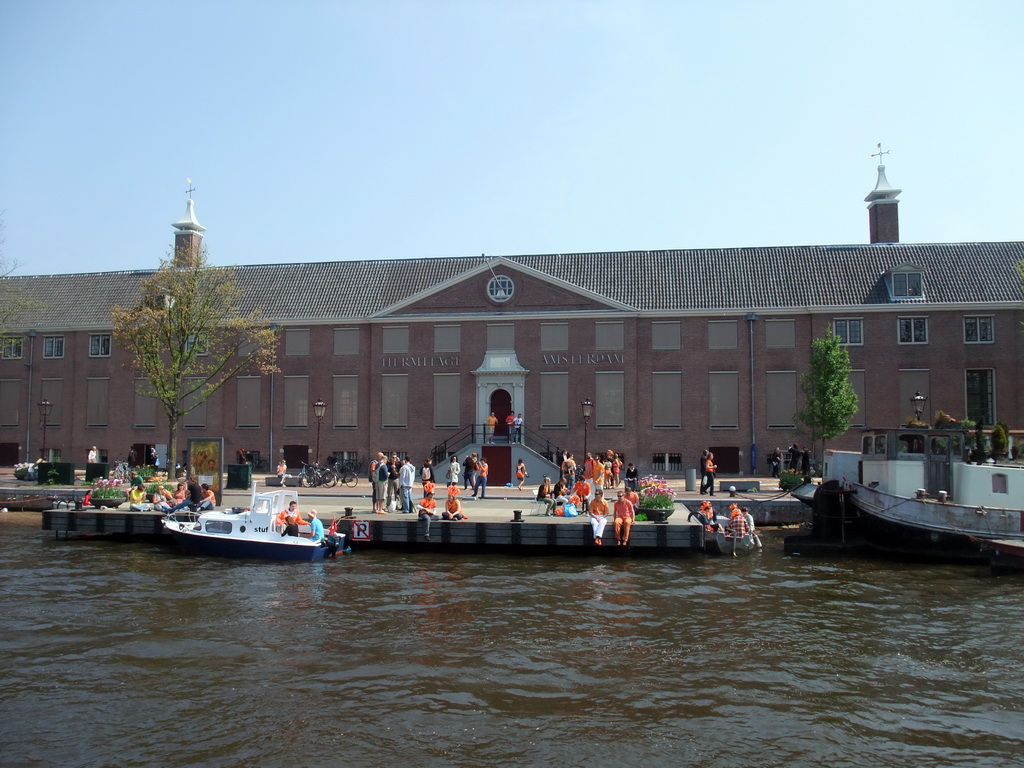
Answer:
top-left (276, 500), bottom-right (300, 531)
top-left (443, 487), bottom-right (467, 520)
top-left (701, 451), bottom-right (718, 496)
top-left (472, 458), bottom-right (489, 499)
top-left (613, 490), bottom-right (636, 546)
top-left (573, 477), bottom-right (591, 513)
top-left (589, 489), bottom-right (609, 545)
top-left (417, 492), bottom-right (438, 540)
top-left (624, 486), bottom-right (640, 510)
top-left (484, 413), bottom-right (498, 444)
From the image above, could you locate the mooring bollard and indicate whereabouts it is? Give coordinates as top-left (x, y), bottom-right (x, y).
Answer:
top-left (344, 507), bottom-right (354, 517)
top-left (511, 509), bottom-right (523, 522)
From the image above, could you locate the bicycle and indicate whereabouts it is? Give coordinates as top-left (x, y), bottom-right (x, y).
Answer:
top-left (110, 461), bottom-right (132, 483)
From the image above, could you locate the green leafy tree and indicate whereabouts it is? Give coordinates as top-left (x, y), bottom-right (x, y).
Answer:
top-left (795, 329), bottom-right (859, 462)
top-left (111, 246), bottom-right (278, 471)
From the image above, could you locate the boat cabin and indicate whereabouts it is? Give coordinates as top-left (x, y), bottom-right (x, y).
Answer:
top-left (859, 428), bottom-right (968, 499)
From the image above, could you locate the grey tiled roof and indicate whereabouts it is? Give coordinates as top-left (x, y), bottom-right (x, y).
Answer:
top-left (3, 241), bottom-right (1023, 330)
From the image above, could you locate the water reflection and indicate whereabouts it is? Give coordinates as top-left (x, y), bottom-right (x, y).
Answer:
top-left (1, 515), bottom-right (1021, 767)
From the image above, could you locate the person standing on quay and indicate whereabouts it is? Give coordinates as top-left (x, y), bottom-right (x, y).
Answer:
top-left (400, 457), bottom-right (416, 514)
top-left (463, 453), bottom-right (476, 491)
top-left (484, 412), bottom-right (498, 444)
top-left (446, 454), bottom-right (460, 488)
top-left (701, 451), bottom-right (717, 496)
top-left (473, 457), bottom-right (489, 499)
top-left (768, 447), bottom-right (782, 478)
top-left (515, 458), bottom-right (528, 490)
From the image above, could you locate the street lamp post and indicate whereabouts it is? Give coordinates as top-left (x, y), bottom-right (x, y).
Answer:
top-left (581, 397), bottom-right (593, 460)
top-left (38, 398), bottom-right (53, 461)
top-left (313, 398), bottom-right (327, 464)
top-left (910, 391), bottom-right (927, 423)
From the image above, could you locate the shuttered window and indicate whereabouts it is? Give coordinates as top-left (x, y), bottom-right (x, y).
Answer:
top-left (709, 371), bottom-right (739, 428)
top-left (652, 372), bottom-right (681, 428)
top-left (433, 374), bottom-right (460, 428)
top-left (765, 371), bottom-right (797, 428)
top-left (382, 375), bottom-right (408, 428)
top-left (540, 373), bottom-right (568, 427)
top-left (333, 375), bottom-right (359, 428)
top-left (236, 376), bottom-right (261, 428)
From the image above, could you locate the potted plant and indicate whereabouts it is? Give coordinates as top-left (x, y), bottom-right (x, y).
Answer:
top-left (13, 462), bottom-right (34, 481)
top-left (89, 478), bottom-right (127, 508)
top-left (637, 475), bottom-right (675, 523)
top-left (778, 468), bottom-right (805, 491)
top-left (991, 423), bottom-right (1009, 460)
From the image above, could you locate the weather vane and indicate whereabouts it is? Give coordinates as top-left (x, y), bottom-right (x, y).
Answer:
top-left (871, 143), bottom-right (890, 164)
top-left (186, 177), bottom-right (195, 199)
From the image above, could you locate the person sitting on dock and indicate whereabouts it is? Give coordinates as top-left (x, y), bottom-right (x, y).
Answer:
top-left (150, 488), bottom-right (173, 513)
top-left (169, 476), bottom-right (204, 513)
top-left (536, 477), bottom-right (556, 516)
top-left (417, 491), bottom-right (438, 540)
top-left (613, 490), bottom-right (635, 546)
top-left (589, 489), bottom-right (609, 545)
top-left (306, 509), bottom-right (324, 543)
top-left (128, 485), bottom-right (149, 511)
top-left (442, 487), bottom-right (467, 521)
top-left (573, 477), bottom-right (591, 513)
top-left (197, 484), bottom-right (216, 511)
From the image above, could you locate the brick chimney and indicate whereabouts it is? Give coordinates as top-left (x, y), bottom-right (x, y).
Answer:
top-left (865, 163), bottom-right (901, 243)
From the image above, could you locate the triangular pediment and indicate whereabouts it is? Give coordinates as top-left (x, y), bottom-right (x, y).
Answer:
top-left (373, 259), bottom-right (634, 318)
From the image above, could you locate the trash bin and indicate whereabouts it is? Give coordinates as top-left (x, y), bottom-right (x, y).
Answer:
top-left (37, 462), bottom-right (75, 485)
top-left (685, 468), bottom-right (697, 492)
top-left (85, 462), bottom-right (109, 482)
top-left (226, 464), bottom-right (253, 490)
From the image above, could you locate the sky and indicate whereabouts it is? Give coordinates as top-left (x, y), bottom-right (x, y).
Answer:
top-left (2, 0), bottom-right (1022, 276)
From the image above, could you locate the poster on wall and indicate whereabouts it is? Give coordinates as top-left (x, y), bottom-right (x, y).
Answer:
top-left (187, 437), bottom-right (224, 505)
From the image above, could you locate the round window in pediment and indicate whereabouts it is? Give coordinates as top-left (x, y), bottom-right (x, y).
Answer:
top-left (487, 274), bottom-right (514, 303)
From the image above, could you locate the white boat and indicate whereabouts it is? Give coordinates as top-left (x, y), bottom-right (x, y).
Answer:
top-left (162, 488), bottom-right (344, 561)
top-left (825, 429), bottom-right (1024, 563)
top-left (709, 531), bottom-right (758, 557)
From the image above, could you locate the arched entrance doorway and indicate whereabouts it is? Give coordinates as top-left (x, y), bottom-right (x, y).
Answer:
top-left (490, 389), bottom-right (512, 441)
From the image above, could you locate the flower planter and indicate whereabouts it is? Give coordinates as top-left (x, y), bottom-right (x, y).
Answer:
top-left (640, 507), bottom-right (673, 524)
top-left (91, 497), bottom-right (126, 509)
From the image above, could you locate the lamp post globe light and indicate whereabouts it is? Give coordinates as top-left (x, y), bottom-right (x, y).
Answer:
top-left (581, 397), bottom-right (593, 460)
top-left (911, 391), bottom-right (927, 422)
top-left (312, 398), bottom-right (327, 464)
top-left (38, 398), bottom-right (53, 461)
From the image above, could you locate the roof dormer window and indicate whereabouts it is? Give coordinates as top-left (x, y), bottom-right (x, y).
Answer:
top-left (892, 271), bottom-right (923, 299)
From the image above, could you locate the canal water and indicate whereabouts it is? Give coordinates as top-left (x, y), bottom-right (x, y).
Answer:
top-left (1, 513), bottom-right (1022, 768)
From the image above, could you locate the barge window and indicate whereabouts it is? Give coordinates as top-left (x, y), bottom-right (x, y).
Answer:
top-left (898, 434), bottom-right (924, 455)
top-left (930, 436), bottom-right (948, 456)
top-left (862, 436), bottom-right (873, 455)
top-left (874, 435), bottom-right (886, 455)
top-left (993, 474), bottom-right (1008, 494)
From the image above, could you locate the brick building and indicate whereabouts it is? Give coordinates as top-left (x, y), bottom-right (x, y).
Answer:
top-left (1, 167), bottom-right (1022, 480)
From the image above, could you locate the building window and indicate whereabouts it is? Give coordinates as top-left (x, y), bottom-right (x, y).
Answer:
top-left (434, 325), bottom-right (461, 354)
top-left (487, 324), bottom-right (514, 350)
top-left (0, 379), bottom-right (21, 425)
top-left (334, 327), bottom-right (359, 356)
top-left (135, 383), bottom-right (158, 428)
top-left (833, 318), bottom-right (863, 346)
top-left (965, 369), bottom-right (994, 426)
top-left (892, 272), bottom-right (923, 298)
top-left (283, 376), bottom-right (309, 428)
top-left (541, 323), bottom-right (569, 351)
top-left (43, 336), bottom-right (65, 358)
top-left (89, 334), bottom-right (112, 357)
top-left (993, 474), bottom-right (1008, 494)
top-left (651, 372), bottom-right (682, 428)
top-left (433, 373), bottom-right (460, 428)
top-left (964, 316), bottom-right (994, 344)
top-left (898, 317), bottom-right (928, 344)
top-left (486, 275), bottom-right (514, 303)
top-left (381, 374), bottom-right (408, 428)
top-left (539, 372), bottom-right (568, 428)
top-left (764, 319), bottom-right (795, 348)
top-left (765, 371), bottom-right (797, 428)
top-left (284, 329), bottom-right (310, 356)
top-left (709, 371), bottom-right (739, 428)
top-left (595, 321), bottom-right (624, 350)
top-left (333, 375), bottom-right (358, 428)
top-left (898, 370), bottom-right (930, 423)
top-left (595, 372), bottom-right (624, 427)
top-left (86, 378), bottom-right (109, 426)
top-left (236, 376), bottom-right (261, 428)
top-left (708, 320), bottom-right (738, 349)
top-left (2, 337), bottom-right (24, 360)
top-left (651, 321), bottom-right (680, 351)
top-left (382, 326), bottom-right (409, 354)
